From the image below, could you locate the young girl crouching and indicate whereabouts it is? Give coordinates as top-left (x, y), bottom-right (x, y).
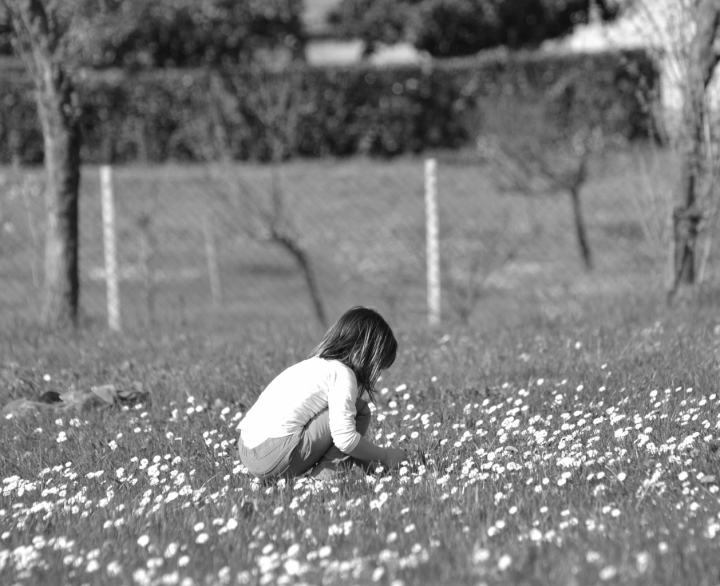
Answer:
top-left (238, 306), bottom-right (408, 480)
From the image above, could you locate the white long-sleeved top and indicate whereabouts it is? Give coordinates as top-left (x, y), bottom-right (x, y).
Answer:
top-left (238, 357), bottom-right (363, 453)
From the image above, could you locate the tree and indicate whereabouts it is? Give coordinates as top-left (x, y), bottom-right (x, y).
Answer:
top-left (477, 85), bottom-right (601, 274)
top-left (65, 0), bottom-right (305, 69)
top-left (667, 1), bottom-right (720, 299)
top-left (0, 6), bottom-right (13, 55)
top-left (328, 0), bottom-right (623, 57)
top-left (409, 0), bottom-right (503, 57)
top-left (1, 0), bottom-right (306, 328)
top-left (327, 0), bottom-right (422, 57)
top-left (3, 0), bottom-right (83, 326)
top-left (493, 0), bottom-right (620, 49)
top-left (207, 67), bottom-right (329, 327)
top-left (626, 0), bottom-right (720, 300)
top-left (2, 1), bottom-right (306, 68)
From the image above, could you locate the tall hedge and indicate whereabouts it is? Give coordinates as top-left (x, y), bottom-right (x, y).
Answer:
top-left (0, 49), bottom-right (657, 164)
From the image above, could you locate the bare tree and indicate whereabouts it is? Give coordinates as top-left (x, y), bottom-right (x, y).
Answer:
top-left (627, 143), bottom-right (676, 286)
top-left (477, 118), bottom-right (600, 272)
top-left (208, 163), bottom-right (329, 329)
top-left (626, 0), bottom-right (720, 300)
top-left (3, 0), bottom-right (81, 326)
top-left (445, 213), bottom-right (520, 325)
top-left (207, 66), bottom-right (329, 327)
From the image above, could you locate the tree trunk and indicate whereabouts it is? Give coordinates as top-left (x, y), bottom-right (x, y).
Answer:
top-left (569, 186), bottom-right (593, 271)
top-left (671, 200), bottom-right (701, 286)
top-left (6, 0), bottom-right (82, 326)
top-left (38, 80), bottom-right (81, 325)
top-left (668, 0), bottom-right (720, 301)
top-left (270, 227), bottom-right (328, 329)
top-left (269, 166), bottom-right (328, 328)
top-left (669, 93), bottom-right (704, 299)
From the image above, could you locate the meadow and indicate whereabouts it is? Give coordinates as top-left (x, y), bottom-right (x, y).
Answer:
top-left (2, 290), bottom-right (720, 586)
top-left (0, 144), bottom-right (693, 332)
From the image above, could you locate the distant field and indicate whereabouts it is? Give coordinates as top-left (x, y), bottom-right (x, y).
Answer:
top-left (0, 146), bottom-right (708, 332)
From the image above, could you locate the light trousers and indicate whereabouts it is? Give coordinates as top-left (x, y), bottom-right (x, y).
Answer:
top-left (238, 398), bottom-right (371, 480)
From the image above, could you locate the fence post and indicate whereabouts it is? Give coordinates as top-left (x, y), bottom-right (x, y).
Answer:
top-left (100, 165), bottom-right (121, 332)
top-left (425, 158), bottom-right (441, 327)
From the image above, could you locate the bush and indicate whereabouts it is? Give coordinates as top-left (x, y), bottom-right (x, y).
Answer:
top-left (0, 49), bottom-right (658, 164)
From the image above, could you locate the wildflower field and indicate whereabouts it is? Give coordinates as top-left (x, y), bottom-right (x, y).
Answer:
top-left (2, 296), bottom-right (720, 586)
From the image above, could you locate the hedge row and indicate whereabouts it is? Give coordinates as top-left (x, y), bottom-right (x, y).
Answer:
top-left (0, 49), bottom-right (657, 164)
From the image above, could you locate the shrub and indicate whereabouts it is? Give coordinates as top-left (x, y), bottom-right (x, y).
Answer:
top-left (0, 48), bottom-right (657, 164)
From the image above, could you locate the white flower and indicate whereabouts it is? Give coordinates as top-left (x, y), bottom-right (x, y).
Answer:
top-left (137, 535), bottom-right (150, 547)
top-left (86, 560), bottom-right (100, 573)
top-left (472, 546), bottom-right (490, 563)
top-left (286, 543), bottom-right (300, 557)
top-left (498, 554), bottom-right (512, 571)
top-left (587, 551), bottom-right (602, 563)
top-left (283, 559), bottom-right (304, 576)
top-left (164, 543), bottom-right (179, 558)
top-left (636, 552), bottom-right (650, 573)
top-left (195, 533), bottom-right (209, 544)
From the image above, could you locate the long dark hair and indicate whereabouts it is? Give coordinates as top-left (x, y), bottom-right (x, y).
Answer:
top-left (310, 306), bottom-right (397, 402)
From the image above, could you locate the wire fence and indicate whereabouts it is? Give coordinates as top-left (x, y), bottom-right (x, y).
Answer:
top-left (1, 147), bottom-right (715, 332)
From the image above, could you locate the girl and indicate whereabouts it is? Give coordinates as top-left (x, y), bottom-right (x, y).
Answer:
top-left (238, 306), bottom-right (408, 480)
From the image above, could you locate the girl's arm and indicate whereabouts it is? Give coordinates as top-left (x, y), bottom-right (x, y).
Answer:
top-left (328, 365), bottom-right (407, 469)
top-left (348, 436), bottom-right (407, 470)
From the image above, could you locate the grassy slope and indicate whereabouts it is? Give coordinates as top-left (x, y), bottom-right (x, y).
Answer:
top-left (2, 294), bottom-right (720, 585)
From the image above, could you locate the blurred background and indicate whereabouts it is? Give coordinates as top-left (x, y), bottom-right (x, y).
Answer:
top-left (1, 0), bottom-right (718, 333)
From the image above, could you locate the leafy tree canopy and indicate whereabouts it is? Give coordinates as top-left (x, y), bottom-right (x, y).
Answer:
top-left (0, 0), bottom-right (304, 68)
top-left (327, 0), bottom-right (424, 56)
top-left (0, 6), bottom-right (12, 56)
top-left (329, 0), bottom-right (623, 57)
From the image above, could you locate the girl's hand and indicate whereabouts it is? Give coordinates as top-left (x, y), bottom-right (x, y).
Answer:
top-left (382, 448), bottom-right (408, 471)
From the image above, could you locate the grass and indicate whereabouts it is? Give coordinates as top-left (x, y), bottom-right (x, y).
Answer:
top-left (2, 292), bottom-right (720, 585)
top-left (0, 145), bottom-right (696, 333)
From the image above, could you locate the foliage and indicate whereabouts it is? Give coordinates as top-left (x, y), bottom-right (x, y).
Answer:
top-left (329, 0), bottom-right (624, 57)
top-left (327, 0), bottom-right (423, 56)
top-left (0, 6), bottom-right (11, 56)
top-left (0, 0), bottom-right (304, 68)
top-left (409, 0), bottom-right (504, 57)
top-left (0, 49), bottom-right (657, 164)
